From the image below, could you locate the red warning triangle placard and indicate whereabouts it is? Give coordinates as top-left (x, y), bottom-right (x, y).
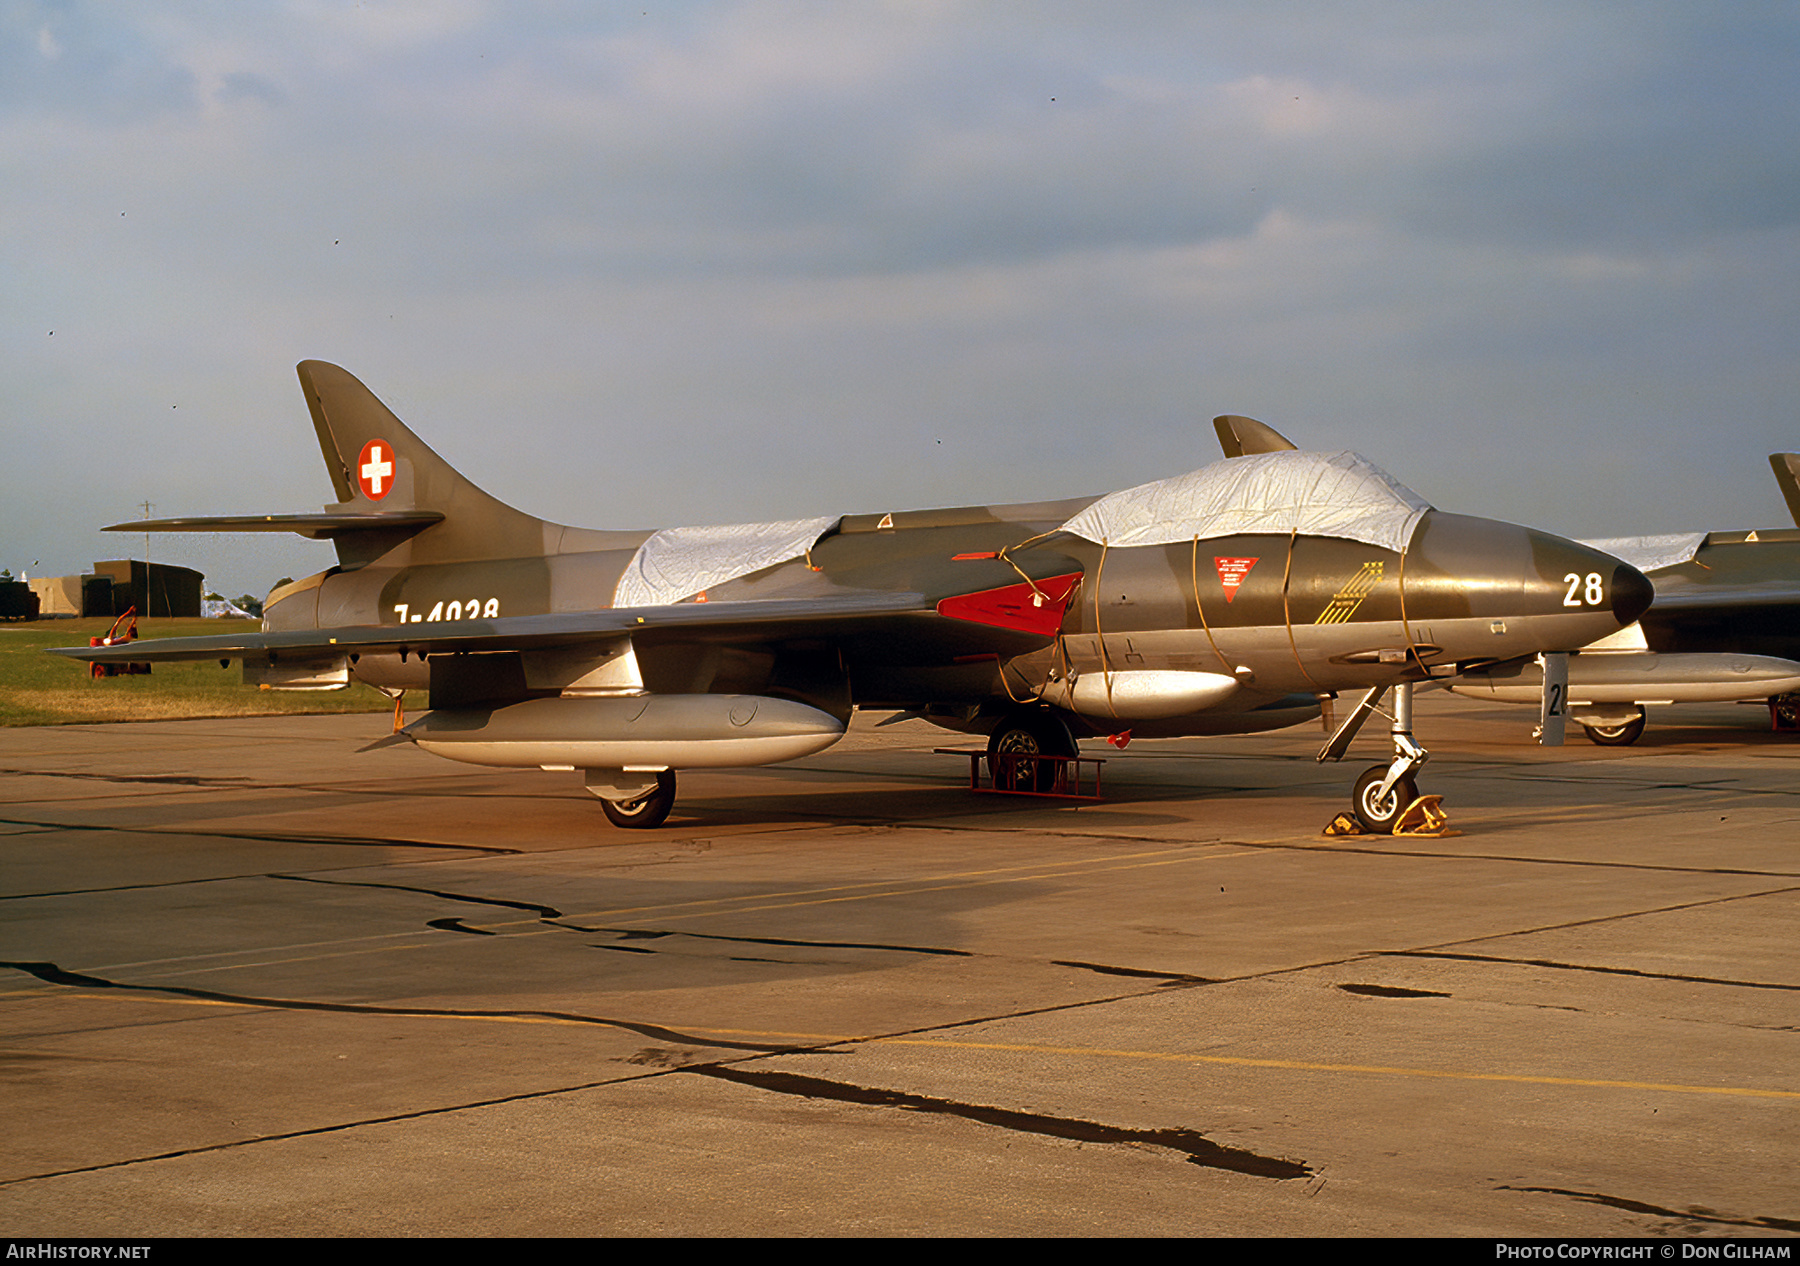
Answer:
top-left (1214, 557), bottom-right (1258, 602)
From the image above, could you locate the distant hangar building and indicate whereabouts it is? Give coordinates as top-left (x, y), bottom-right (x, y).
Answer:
top-left (30, 560), bottom-right (203, 618)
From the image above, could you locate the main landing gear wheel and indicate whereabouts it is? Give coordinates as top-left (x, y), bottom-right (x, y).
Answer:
top-left (599, 770), bottom-right (676, 829)
top-left (1582, 714), bottom-right (1646, 746)
top-left (987, 709), bottom-right (1077, 793)
top-left (1353, 764), bottom-right (1419, 835)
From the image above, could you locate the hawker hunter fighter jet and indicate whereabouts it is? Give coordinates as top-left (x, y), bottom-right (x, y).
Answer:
top-left (59, 363), bottom-right (1650, 831)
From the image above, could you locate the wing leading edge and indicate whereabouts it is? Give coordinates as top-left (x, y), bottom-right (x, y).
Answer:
top-left (51, 591), bottom-right (933, 665)
top-left (52, 574), bottom-right (1085, 669)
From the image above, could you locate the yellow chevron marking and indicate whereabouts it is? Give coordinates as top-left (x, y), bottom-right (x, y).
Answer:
top-left (1313, 561), bottom-right (1384, 625)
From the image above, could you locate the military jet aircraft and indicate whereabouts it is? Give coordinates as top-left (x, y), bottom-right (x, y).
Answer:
top-left (1449, 456), bottom-right (1800, 744)
top-left (1214, 419), bottom-right (1800, 746)
top-left (57, 362), bottom-right (1650, 831)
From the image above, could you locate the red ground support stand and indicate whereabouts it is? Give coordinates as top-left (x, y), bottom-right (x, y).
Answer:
top-left (89, 607), bottom-right (151, 678)
top-left (1771, 695), bottom-right (1800, 733)
top-left (936, 749), bottom-right (1106, 800)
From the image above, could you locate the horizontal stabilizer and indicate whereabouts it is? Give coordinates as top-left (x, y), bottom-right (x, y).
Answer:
top-left (102, 511), bottom-right (444, 540)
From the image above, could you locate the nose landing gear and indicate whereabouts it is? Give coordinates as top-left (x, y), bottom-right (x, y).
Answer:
top-left (1320, 681), bottom-right (1447, 835)
top-left (1352, 763), bottom-right (1420, 834)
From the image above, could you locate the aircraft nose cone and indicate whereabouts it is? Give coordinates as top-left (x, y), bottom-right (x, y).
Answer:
top-left (1609, 561), bottom-right (1653, 626)
top-left (1525, 531), bottom-right (1653, 629)
top-left (1404, 512), bottom-right (1658, 659)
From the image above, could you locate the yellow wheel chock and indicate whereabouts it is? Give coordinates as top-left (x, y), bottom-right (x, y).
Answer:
top-left (1392, 794), bottom-right (1455, 836)
top-left (1323, 794), bottom-right (1458, 838)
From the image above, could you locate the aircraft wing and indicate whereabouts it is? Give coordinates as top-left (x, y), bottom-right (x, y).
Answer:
top-left (51, 593), bottom-right (920, 663)
top-left (52, 579), bottom-right (1077, 669)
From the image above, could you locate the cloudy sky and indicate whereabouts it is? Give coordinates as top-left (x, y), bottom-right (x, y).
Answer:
top-left (6, 1), bottom-right (1799, 598)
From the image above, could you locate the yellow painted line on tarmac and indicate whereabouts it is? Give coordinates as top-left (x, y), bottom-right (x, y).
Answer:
top-left (875, 1037), bottom-right (1800, 1101)
top-left (170, 942), bottom-right (438, 975)
top-left (560, 842), bottom-right (1241, 918)
top-left (2, 846), bottom-right (1263, 980)
top-left (673, 1030), bottom-right (854, 1043)
top-left (30, 992), bottom-right (631, 1027)
top-left (506, 845), bottom-right (1267, 933)
top-left (82, 928), bottom-right (454, 974)
top-left (16, 989), bottom-right (855, 1043)
top-left (4, 940), bottom-right (441, 984)
top-left (55, 992), bottom-right (256, 1011)
top-left (587, 848), bottom-right (1268, 927)
top-left (14, 989), bottom-right (1792, 1102)
top-left (15, 843), bottom-right (1271, 978)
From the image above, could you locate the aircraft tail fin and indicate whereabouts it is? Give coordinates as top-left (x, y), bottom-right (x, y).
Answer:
top-left (1769, 453), bottom-right (1800, 528)
top-left (1213, 414), bottom-right (1299, 459)
top-left (298, 360), bottom-right (552, 563)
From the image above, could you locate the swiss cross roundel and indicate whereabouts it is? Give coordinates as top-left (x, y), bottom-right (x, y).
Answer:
top-left (357, 438), bottom-right (395, 501)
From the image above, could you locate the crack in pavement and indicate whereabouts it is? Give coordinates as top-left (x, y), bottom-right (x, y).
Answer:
top-left (1052, 959), bottom-right (1215, 985)
top-left (273, 873), bottom-right (562, 918)
top-left (1392, 950), bottom-right (1800, 992)
top-left (0, 1067), bottom-right (676, 1191)
top-left (584, 927), bottom-right (975, 957)
top-left (0, 768), bottom-right (257, 786)
top-left (0, 960), bottom-right (795, 1053)
top-left (425, 917), bottom-right (494, 935)
top-left (0, 818), bottom-right (517, 862)
top-left (1502, 1185), bottom-right (1800, 1233)
top-left (270, 876), bottom-right (981, 958)
top-left (0, 961), bottom-right (1294, 1192)
top-left (686, 1063), bottom-right (1310, 1179)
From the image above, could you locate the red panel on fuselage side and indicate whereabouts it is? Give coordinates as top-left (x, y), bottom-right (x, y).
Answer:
top-left (936, 572), bottom-right (1082, 638)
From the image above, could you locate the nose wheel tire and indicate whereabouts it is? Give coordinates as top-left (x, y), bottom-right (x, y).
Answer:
top-left (599, 770), bottom-right (676, 829)
top-left (987, 709), bottom-right (1078, 793)
top-left (1353, 765), bottom-right (1419, 835)
top-left (1581, 714), bottom-right (1645, 746)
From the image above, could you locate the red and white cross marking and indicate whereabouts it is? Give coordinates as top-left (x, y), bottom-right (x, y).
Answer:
top-left (357, 439), bottom-right (394, 500)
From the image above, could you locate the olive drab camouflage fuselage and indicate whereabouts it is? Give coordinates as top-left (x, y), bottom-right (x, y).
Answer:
top-left (59, 361), bottom-right (1653, 826)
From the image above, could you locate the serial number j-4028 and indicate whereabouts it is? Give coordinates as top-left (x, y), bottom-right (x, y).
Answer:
top-left (393, 599), bottom-right (500, 623)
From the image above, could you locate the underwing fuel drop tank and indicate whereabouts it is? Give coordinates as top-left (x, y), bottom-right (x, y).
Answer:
top-left (405, 694), bottom-right (845, 770)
